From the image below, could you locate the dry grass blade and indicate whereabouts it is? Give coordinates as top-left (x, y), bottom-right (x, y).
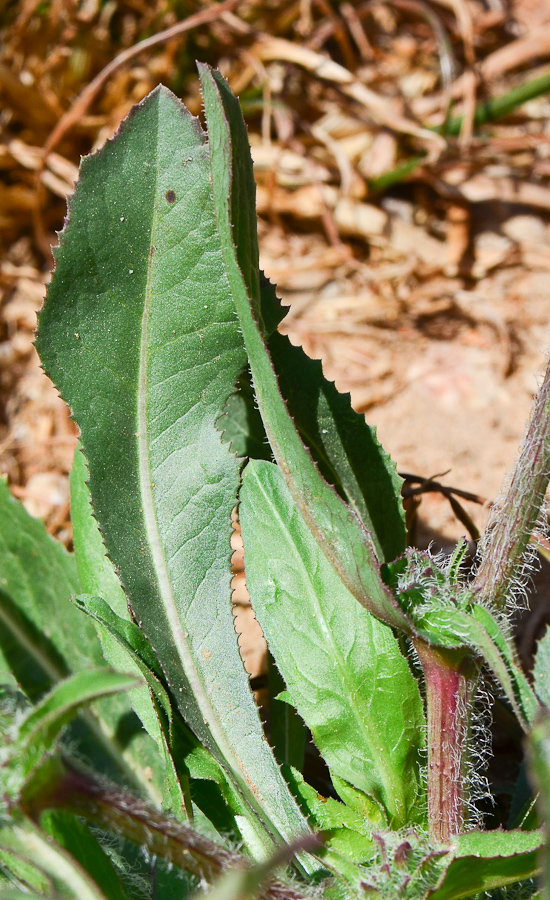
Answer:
top-left (414, 21), bottom-right (550, 119)
top-left (254, 35), bottom-right (446, 151)
top-left (430, 0), bottom-right (475, 65)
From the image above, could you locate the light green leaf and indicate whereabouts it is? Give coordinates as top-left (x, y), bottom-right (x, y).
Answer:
top-left (0, 891), bottom-right (53, 899)
top-left (37, 83), bottom-right (313, 860)
top-left (428, 829), bottom-right (543, 900)
top-left (330, 775), bottom-right (388, 828)
top-left (534, 626), bottom-right (550, 708)
top-left (0, 837), bottom-right (53, 896)
top-left (19, 669), bottom-right (139, 776)
top-left (239, 459), bottom-right (425, 828)
top-left (198, 64), bottom-right (410, 634)
top-left (284, 767), bottom-right (374, 865)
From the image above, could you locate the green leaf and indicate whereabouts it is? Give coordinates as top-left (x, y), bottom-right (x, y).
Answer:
top-left (0, 478), bottom-right (84, 699)
top-left (74, 594), bottom-right (241, 831)
top-left (221, 293), bottom-right (405, 564)
top-left (471, 604), bottom-right (540, 727)
top-left (0, 471), bottom-right (164, 802)
top-left (267, 331), bottom-right (406, 564)
top-left (70, 448), bottom-right (168, 798)
top-left (0, 836), bottom-right (53, 896)
top-left (534, 626), bottom-right (550, 708)
top-left (40, 811), bottom-right (130, 900)
top-left (73, 595), bottom-right (172, 722)
top-left (72, 592), bottom-right (191, 818)
top-left (0, 825), bottom-right (111, 900)
top-left (284, 767), bottom-right (374, 864)
top-left (37, 83), bottom-right (312, 860)
top-left (527, 711), bottom-right (550, 900)
top-left (239, 458), bottom-right (425, 828)
top-left (18, 669), bottom-right (140, 775)
top-left (267, 654), bottom-right (306, 772)
top-left (0, 891), bottom-right (53, 899)
top-left (198, 64), bottom-right (410, 635)
top-left (428, 829), bottom-right (544, 900)
top-left (70, 448), bottom-right (129, 620)
top-left (330, 775), bottom-right (387, 828)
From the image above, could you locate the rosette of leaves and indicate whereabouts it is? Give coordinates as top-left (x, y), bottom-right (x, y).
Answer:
top-left (0, 63), bottom-right (549, 900)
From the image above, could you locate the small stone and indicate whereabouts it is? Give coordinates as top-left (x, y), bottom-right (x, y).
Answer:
top-left (472, 231), bottom-right (513, 278)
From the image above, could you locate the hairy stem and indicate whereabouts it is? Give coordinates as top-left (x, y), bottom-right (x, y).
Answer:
top-left (414, 641), bottom-right (478, 843)
top-left (20, 754), bottom-right (312, 900)
top-left (473, 357), bottom-right (550, 610)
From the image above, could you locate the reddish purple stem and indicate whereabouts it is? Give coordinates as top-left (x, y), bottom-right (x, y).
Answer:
top-left (414, 640), bottom-right (477, 844)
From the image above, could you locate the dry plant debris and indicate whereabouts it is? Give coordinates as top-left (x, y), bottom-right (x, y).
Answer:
top-left (2, 0), bottom-right (550, 574)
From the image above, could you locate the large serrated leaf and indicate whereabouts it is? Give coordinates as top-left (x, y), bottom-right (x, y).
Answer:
top-left (240, 458), bottom-right (425, 828)
top-left (221, 279), bottom-right (405, 564)
top-left (37, 83), bottom-right (312, 860)
top-left (198, 65), bottom-right (410, 634)
top-left (223, 335), bottom-right (406, 564)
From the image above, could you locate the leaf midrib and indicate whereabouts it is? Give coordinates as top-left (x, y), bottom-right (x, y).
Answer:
top-left (135, 130), bottom-right (283, 847)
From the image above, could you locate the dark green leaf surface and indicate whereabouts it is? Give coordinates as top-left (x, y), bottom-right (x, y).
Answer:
top-left (240, 459), bottom-right (425, 828)
top-left (268, 331), bottom-right (405, 564)
top-left (0, 478), bottom-right (86, 698)
top-left (19, 669), bottom-right (139, 775)
top-left (199, 65), bottom-right (410, 634)
top-left (527, 712), bottom-right (550, 900)
top-left (428, 829), bottom-right (543, 900)
top-left (221, 295), bottom-right (405, 564)
top-left (0, 825), bottom-right (111, 900)
top-left (268, 654), bottom-right (306, 772)
top-left (74, 594), bottom-right (241, 828)
top-left (70, 449), bottom-right (167, 799)
top-left (38, 84), bottom-right (311, 858)
top-left (40, 811), bottom-right (130, 900)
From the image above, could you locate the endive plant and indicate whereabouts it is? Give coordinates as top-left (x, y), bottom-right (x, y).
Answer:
top-left (2, 63), bottom-right (550, 900)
